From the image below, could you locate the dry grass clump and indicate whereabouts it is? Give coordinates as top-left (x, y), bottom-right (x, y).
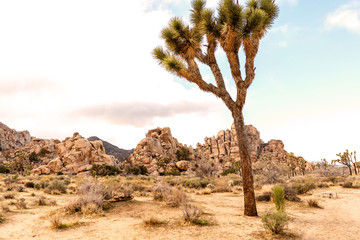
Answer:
top-left (142, 215), bottom-right (167, 227)
top-left (182, 203), bottom-right (206, 225)
top-left (13, 184), bottom-right (26, 192)
top-left (49, 213), bottom-right (83, 230)
top-left (1, 205), bottom-right (10, 212)
top-left (14, 198), bottom-right (27, 209)
top-left (152, 183), bottom-right (188, 207)
top-left (44, 180), bottom-right (67, 195)
top-left (4, 193), bottom-right (15, 199)
top-left (65, 192), bottom-right (104, 214)
top-left (262, 210), bottom-right (290, 235)
top-left (307, 199), bottom-right (323, 209)
top-left (198, 188), bottom-right (212, 195)
top-left (211, 178), bottom-right (232, 193)
top-left (35, 195), bottom-right (56, 206)
top-left (0, 213), bottom-right (5, 223)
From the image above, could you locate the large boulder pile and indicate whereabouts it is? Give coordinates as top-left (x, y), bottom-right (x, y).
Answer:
top-left (31, 132), bottom-right (119, 175)
top-left (0, 122), bottom-right (31, 151)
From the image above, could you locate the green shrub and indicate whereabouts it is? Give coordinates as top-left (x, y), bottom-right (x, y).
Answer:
top-left (157, 157), bottom-right (171, 168)
top-left (56, 171), bottom-right (64, 175)
top-left (291, 181), bottom-right (316, 194)
top-left (129, 165), bottom-right (148, 175)
top-left (46, 180), bottom-right (67, 194)
top-left (91, 164), bottom-right (120, 176)
top-left (182, 178), bottom-right (209, 189)
top-left (165, 168), bottom-right (181, 176)
top-left (0, 165), bottom-right (10, 174)
top-left (25, 182), bottom-right (35, 188)
top-left (273, 186), bottom-right (285, 211)
top-left (28, 152), bottom-right (39, 163)
top-left (176, 147), bottom-right (190, 160)
top-left (40, 148), bottom-right (50, 156)
top-left (0, 213), bottom-right (5, 223)
top-left (221, 167), bottom-right (237, 176)
top-left (262, 210), bottom-right (290, 234)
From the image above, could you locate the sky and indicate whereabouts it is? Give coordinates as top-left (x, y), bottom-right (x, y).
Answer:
top-left (0, 0), bottom-right (359, 163)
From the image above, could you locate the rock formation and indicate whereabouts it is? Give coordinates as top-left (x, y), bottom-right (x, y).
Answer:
top-left (31, 133), bottom-right (119, 175)
top-left (0, 122), bottom-right (31, 151)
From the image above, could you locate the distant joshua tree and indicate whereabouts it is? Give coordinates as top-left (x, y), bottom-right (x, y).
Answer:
top-left (153, 0), bottom-right (278, 216)
top-left (335, 150), bottom-right (358, 175)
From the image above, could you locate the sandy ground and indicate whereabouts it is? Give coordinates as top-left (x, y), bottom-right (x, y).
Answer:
top-left (1, 186), bottom-right (359, 240)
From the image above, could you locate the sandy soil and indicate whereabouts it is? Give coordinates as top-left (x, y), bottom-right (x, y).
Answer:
top-left (1, 186), bottom-right (359, 240)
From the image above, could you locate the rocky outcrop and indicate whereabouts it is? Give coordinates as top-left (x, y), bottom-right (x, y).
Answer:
top-left (129, 124), bottom-right (302, 176)
top-left (0, 122), bottom-right (31, 151)
top-left (87, 136), bottom-right (133, 162)
top-left (31, 133), bottom-right (119, 175)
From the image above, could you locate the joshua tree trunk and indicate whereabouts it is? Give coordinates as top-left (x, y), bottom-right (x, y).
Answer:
top-left (348, 165), bottom-right (352, 176)
top-left (232, 108), bottom-right (257, 216)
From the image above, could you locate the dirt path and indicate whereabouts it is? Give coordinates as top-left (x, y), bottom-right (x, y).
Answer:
top-left (1, 187), bottom-right (360, 240)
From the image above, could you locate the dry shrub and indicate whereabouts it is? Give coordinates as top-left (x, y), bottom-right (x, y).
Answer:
top-left (80, 202), bottom-right (104, 215)
top-left (45, 180), bottom-right (67, 194)
top-left (282, 185), bottom-right (301, 202)
top-left (256, 192), bottom-right (271, 202)
top-left (13, 184), bottom-right (26, 192)
top-left (143, 215), bottom-right (166, 227)
top-left (49, 213), bottom-right (63, 229)
top-left (4, 193), bottom-right (15, 199)
top-left (14, 198), bottom-right (27, 209)
top-left (307, 199), bottom-right (322, 209)
top-left (198, 188), bottom-right (212, 195)
top-left (65, 193), bottom-right (103, 214)
top-left (183, 203), bottom-right (203, 223)
top-left (165, 188), bottom-right (187, 207)
top-left (1, 205), bottom-right (10, 212)
top-left (0, 213), bottom-right (4, 223)
top-left (262, 210), bottom-right (290, 235)
top-left (36, 196), bottom-right (47, 206)
top-left (153, 183), bottom-right (172, 201)
top-left (212, 179), bottom-right (231, 193)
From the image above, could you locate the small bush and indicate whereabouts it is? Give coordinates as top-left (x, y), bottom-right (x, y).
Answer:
top-left (40, 148), bottom-right (50, 156)
top-left (25, 182), bottom-right (35, 188)
top-left (307, 199), bottom-right (322, 209)
top-left (91, 164), bottom-right (120, 176)
top-left (273, 186), bottom-right (285, 211)
top-left (291, 182), bottom-right (316, 194)
top-left (45, 180), bottom-right (67, 194)
top-left (143, 215), bottom-right (166, 227)
top-left (221, 167), bottom-right (237, 176)
top-left (36, 196), bottom-right (47, 206)
top-left (28, 152), bottom-right (39, 163)
top-left (182, 178), bottom-right (210, 189)
top-left (256, 192), bottom-right (271, 202)
top-left (0, 165), bottom-right (10, 174)
top-left (4, 193), bottom-right (15, 199)
top-left (14, 198), bottom-right (27, 209)
top-left (13, 184), bottom-right (26, 192)
top-left (262, 210), bottom-right (290, 234)
top-left (282, 185), bottom-right (301, 202)
top-left (165, 188), bottom-right (187, 207)
top-left (157, 158), bottom-right (171, 168)
top-left (0, 213), bottom-right (4, 223)
top-left (342, 181), bottom-right (354, 188)
top-left (176, 147), bottom-right (190, 160)
top-left (1, 205), bottom-right (10, 212)
top-left (129, 165), bottom-right (148, 175)
top-left (165, 168), bottom-right (181, 176)
top-left (183, 204), bottom-right (203, 224)
top-left (317, 183), bottom-right (329, 188)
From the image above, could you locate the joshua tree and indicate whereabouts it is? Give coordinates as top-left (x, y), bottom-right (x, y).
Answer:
top-left (335, 150), bottom-right (357, 175)
top-left (153, 0), bottom-right (278, 216)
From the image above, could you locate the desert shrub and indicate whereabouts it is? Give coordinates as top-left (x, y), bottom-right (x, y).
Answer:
top-left (196, 160), bottom-right (216, 177)
top-left (77, 179), bottom-right (111, 200)
top-left (228, 178), bottom-right (242, 186)
top-left (65, 193), bottom-right (104, 214)
top-left (342, 181), bottom-right (354, 188)
top-left (56, 171), bottom-right (64, 176)
top-left (36, 196), bottom-right (47, 206)
top-left (131, 183), bottom-right (146, 192)
top-left (7, 152), bottom-right (33, 175)
top-left (327, 177), bottom-right (336, 184)
top-left (165, 188), bottom-right (187, 207)
top-left (176, 147), bottom-right (190, 161)
top-left (129, 165), bottom-right (148, 175)
top-left (49, 213), bottom-right (82, 229)
top-left (291, 181), bottom-right (316, 195)
top-left (0, 165), bottom-right (10, 174)
top-left (0, 213), bottom-right (4, 223)
top-left (182, 178), bottom-right (210, 189)
top-left (152, 183), bottom-right (172, 201)
top-left (45, 180), bottom-right (67, 194)
top-left (25, 182), bottom-right (35, 188)
top-left (13, 184), bottom-right (26, 192)
top-left (143, 215), bottom-right (166, 227)
top-left (317, 183), bottom-right (329, 188)
top-left (4, 193), bottom-right (15, 199)
top-left (40, 148), bottom-right (50, 156)
top-left (183, 204), bottom-right (203, 224)
top-left (157, 157), bottom-right (171, 168)
top-left (256, 192), bottom-right (271, 202)
top-left (91, 164), bottom-right (120, 176)
top-left (34, 181), bottom-right (49, 190)
top-left (28, 152), bottom-right (39, 163)
top-left (262, 210), bottom-right (290, 234)
top-left (1, 205), bottom-right (10, 212)
top-left (273, 186), bottom-right (285, 211)
top-left (165, 167), bottom-right (181, 176)
top-left (221, 167), bottom-right (237, 176)
top-left (212, 179), bottom-right (232, 193)
top-left (14, 198), bottom-right (27, 209)
top-left (307, 199), bottom-right (322, 209)
top-left (198, 188), bottom-right (212, 195)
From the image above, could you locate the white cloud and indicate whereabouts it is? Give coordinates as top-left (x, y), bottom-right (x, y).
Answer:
top-left (325, 2), bottom-right (360, 34)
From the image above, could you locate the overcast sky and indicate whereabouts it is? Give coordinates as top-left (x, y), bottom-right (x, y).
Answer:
top-left (0, 0), bottom-right (359, 162)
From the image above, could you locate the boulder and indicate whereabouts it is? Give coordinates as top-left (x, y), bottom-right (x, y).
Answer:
top-left (176, 160), bottom-right (196, 171)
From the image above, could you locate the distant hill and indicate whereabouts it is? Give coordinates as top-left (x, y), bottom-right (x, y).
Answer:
top-left (87, 136), bottom-right (133, 162)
